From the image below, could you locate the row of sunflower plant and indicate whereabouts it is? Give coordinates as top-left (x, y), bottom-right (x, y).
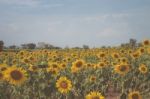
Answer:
top-left (0, 39), bottom-right (150, 99)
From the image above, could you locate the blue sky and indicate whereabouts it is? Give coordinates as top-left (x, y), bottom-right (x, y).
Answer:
top-left (0, 0), bottom-right (150, 47)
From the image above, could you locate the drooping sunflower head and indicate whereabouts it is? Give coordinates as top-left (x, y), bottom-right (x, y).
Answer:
top-left (85, 91), bottom-right (105, 99)
top-left (114, 64), bottom-right (130, 75)
top-left (56, 76), bottom-right (72, 94)
top-left (128, 91), bottom-right (142, 99)
top-left (4, 66), bottom-right (27, 85)
top-left (139, 64), bottom-right (148, 74)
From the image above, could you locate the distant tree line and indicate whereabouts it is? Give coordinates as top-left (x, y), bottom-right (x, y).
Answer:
top-left (0, 38), bottom-right (142, 51)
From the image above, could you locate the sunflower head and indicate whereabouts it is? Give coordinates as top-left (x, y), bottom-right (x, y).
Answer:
top-left (114, 64), bottom-right (130, 75)
top-left (112, 52), bottom-right (120, 59)
top-left (139, 64), bottom-right (148, 74)
top-left (4, 66), bottom-right (27, 85)
top-left (71, 60), bottom-right (85, 73)
top-left (89, 75), bottom-right (96, 82)
top-left (97, 62), bottom-right (106, 68)
top-left (86, 91), bottom-right (105, 99)
top-left (56, 76), bottom-right (72, 94)
top-left (143, 39), bottom-right (150, 46)
top-left (128, 91), bottom-right (142, 99)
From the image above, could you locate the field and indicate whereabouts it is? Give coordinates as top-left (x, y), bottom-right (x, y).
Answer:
top-left (0, 40), bottom-right (150, 99)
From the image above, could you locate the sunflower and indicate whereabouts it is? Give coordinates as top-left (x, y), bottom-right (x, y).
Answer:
top-left (0, 66), bottom-right (7, 72)
top-left (60, 63), bottom-right (67, 70)
top-left (85, 91), bottom-right (105, 99)
top-left (128, 91), bottom-right (142, 99)
top-left (56, 76), bottom-right (72, 94)
top-left (97, 62), bottom-right (106, 68)
top-left (28, 65), bottom-right (38, 72)
top-left (138, 47), bottom-right (145, 54)
top-left (4, 66), bottom-right (27, 85)
top-left (47, 67), bottom-right (59, 76)
top-left (120, 57), bottom-right (128, 64)
top-left (89, 75), bottom-right (96, 82)
top-left (142, 39), bottom-right (150, 46)
top-left (111, 52), bottom-right (120, 59)
top-left (139, 64), bottom-right (148, 74)
top-left (131, 52), bottom-right (141, 59)
top-left (114, 64), bottom-right (130, 75)
top-left (71, 59), bottom-right (85, 73)
top-left (97, 52), bottom-right (106, 58)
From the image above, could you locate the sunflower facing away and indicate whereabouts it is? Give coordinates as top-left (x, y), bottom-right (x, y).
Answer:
top-left (56, 76), bottom-right (72, 94)
top-left (4, 66), bottom-right (27, 85)
top-left (86, 91), bottom-right (105, 99)
top-left (128, 91), bottom-right (142, 99)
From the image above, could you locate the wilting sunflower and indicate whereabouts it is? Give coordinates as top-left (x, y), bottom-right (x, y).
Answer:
top-left (85, 91), bottom-right (105, 99)
top-left (4, 66), bottom-right (27, 85)
top-left (139, 64), bottom-right (148, 74)
top-left (114, 64), bottom-right (130, 75)
top-left (56, 76), bottom-right (72, 94)
top-left (128, 91), bottom-right (142, 99)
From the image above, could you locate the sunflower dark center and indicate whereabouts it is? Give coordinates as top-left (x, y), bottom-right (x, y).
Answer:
top-left (32, 66), bottom-right (37, 70)
top-left (10, 70), bottom-right (23, 80)
top-left (0, 73), bottom-right (3, 78)
top-left (114, 54), bottom-right (118, 58)
top-left (141, 67), bottom-right (146, 71)
top-left (144, 41), bottom-right (149, 45)
top-left (62, 64), bottom-right (66, 68)
top-left (52, 64), bottom-right (58, 68)
top-left (120, 65), bottom-right (127, 72)
top-left (76, 62), bottom-right (83, 68)
top-left (140, 49), bottom-right (144, 53)
top-left (1, 67), bottom-right (7, 71)
top-left (91, 77), bottom-right (96, 81)
top-left (92, 96), bottom-right (99, 99)
top-left (132, 93), bottom-right (139, 99)
top-left (60, 81), bottom-right (68, 89)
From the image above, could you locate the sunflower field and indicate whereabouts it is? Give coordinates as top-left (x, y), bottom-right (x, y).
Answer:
top-left (0, 40), bottom-right (150, 99)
